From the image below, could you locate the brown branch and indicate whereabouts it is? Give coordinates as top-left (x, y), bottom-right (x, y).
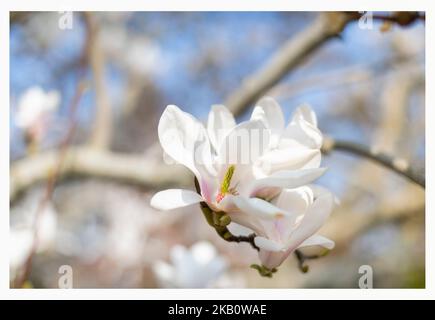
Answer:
top-left (224, 11), bottom-right (424, 117)
top-left (347, 11), bottom-right (425, 26)
top-left (225, 12), bottom-right (355, 116)
top-left (83, 12), bottom-right (112, 150)
top-left (10, 147), bottom-right (191, 202)
top-left (322, 137), bottom-right (425, 188)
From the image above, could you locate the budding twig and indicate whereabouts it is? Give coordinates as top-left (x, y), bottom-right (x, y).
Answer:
top-left (294, 249), bottom-right (330, 273)
top-left (194, 178), bottom-right (259, 251)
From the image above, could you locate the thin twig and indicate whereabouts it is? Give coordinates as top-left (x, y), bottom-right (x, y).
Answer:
top-left (194, 178), bottom-right (259, 251)
top-left (294, 249), bottom-right (328, 273)
top-left (322, 137), bottom-right (425, 188)
top-left (13, 81), bottom-right (87, 288)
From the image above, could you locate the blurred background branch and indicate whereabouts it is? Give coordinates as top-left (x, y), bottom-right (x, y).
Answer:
top-left (225, 12), bottom-right (355, 116)
top-left (83, 12), bottom-right (113, 150)
top-left (322, 137), bottom-right (425, 188)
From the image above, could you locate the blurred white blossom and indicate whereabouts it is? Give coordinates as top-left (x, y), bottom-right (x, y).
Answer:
top-left (152, 241), bottom-right (228, 288)
top-left (15, 86), bottom-right (60, 142)
top-left (10, 201), bottom-right (58, 278)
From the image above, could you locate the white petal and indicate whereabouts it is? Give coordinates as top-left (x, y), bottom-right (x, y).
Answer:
top-left (248, 168), bottom-right (326, 197)
top-left (256, 147), bottom-right (320, 174)
top-left (254, 237), bottom-right (285, 251)
top-left (221, 195), bottom-right (271, 235)
top-left (310, 184), bottom-right (341, 205)
top-left (284, 190), bottom-right (335, 249)
top-left (258, 248), bottom-right (291, 270)
top-left (273, 186), bottom-right (314, 213)
top-left (218, 119), bottom-right (270, 167)
top-left (227, 222), bottom-right (254, 237)
top-left (251, 97), bottom-right (284, 147)
top-left (233, 196), bottom-right (287, 220)
top-left (150, 189), bottom-right (203, 210)
top-left (158, 105), bottom-right (213, 178)
top-left (283, 115), bottom-right (322, 149)
top-left (292, 103), bottom-right (317, 127)
top-left (207, 104), bottom-right (236, 151)
top-left (298, 234), bottom-right (335, 250)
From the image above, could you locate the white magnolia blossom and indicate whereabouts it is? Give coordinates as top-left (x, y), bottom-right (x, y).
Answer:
top-left (251, 97), bottom-right (322, 176)
top-left (15, 86), bottom-right (60, 140)
top-left (240, 185), bottom-right (335, 269)
top-left (152, 241), bottom-right (228, 288)
top-left (151, 97), bottom-right (335, 270)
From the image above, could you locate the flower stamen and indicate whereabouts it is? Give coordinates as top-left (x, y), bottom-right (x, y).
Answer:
top-left (216, 165), bottom-right (237, 203)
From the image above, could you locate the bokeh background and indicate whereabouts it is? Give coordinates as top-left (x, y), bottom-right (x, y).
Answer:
top-left (10, 12), bottom-right (425, 288)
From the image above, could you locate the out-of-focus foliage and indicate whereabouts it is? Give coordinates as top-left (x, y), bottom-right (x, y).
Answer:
top-left (10, 12), bottom-right (424, 288)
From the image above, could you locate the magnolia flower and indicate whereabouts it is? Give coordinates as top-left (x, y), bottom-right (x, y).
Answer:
top-left (15, 86), bottom-right (60, 143)
top-left (152, 241), bottom-right (228, 288)
top-left (251, 97), bottom-right (322, 177)
top-left (151, 101), bottom-right (325, 230)
top-left (234, 185), bottom-right (335, 270)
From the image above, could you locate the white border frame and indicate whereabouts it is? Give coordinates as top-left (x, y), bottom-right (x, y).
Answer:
top-left (1, 0), bottom-right (433, 300)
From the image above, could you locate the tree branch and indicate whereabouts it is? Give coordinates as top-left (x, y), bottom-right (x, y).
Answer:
top-left (10, 147), bottom-right (191, 202)
top-left (83, 12), bottom-right (113, 150)
top-left (225, 12), bottom-right (355, 116)
top-left (322, 137), bottom-right (425, 188)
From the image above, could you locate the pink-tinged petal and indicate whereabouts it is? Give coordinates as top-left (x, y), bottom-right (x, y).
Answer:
top-left (219, 195), bottom-right (269, 235)
top-left (248, 167), bottom-right (327, 197)
top-left (207, 104), bottom-right (236, 151)
top-left (150, 189), bottom-right (203, 210)
top-left (233, 196), bottom-right (287, 220)
top-left (284, 190), bottom-right (335, 250)
top-left (254, 236), bottom-right (285, 251)
top-left (258, 248), bottom-right (291, 270)
top-left (297, 234), bottom-right (335, 250)
top-left (227, 223), bottom-right (254, 237)
top-left (158, 105), bottom-right (214, 178)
